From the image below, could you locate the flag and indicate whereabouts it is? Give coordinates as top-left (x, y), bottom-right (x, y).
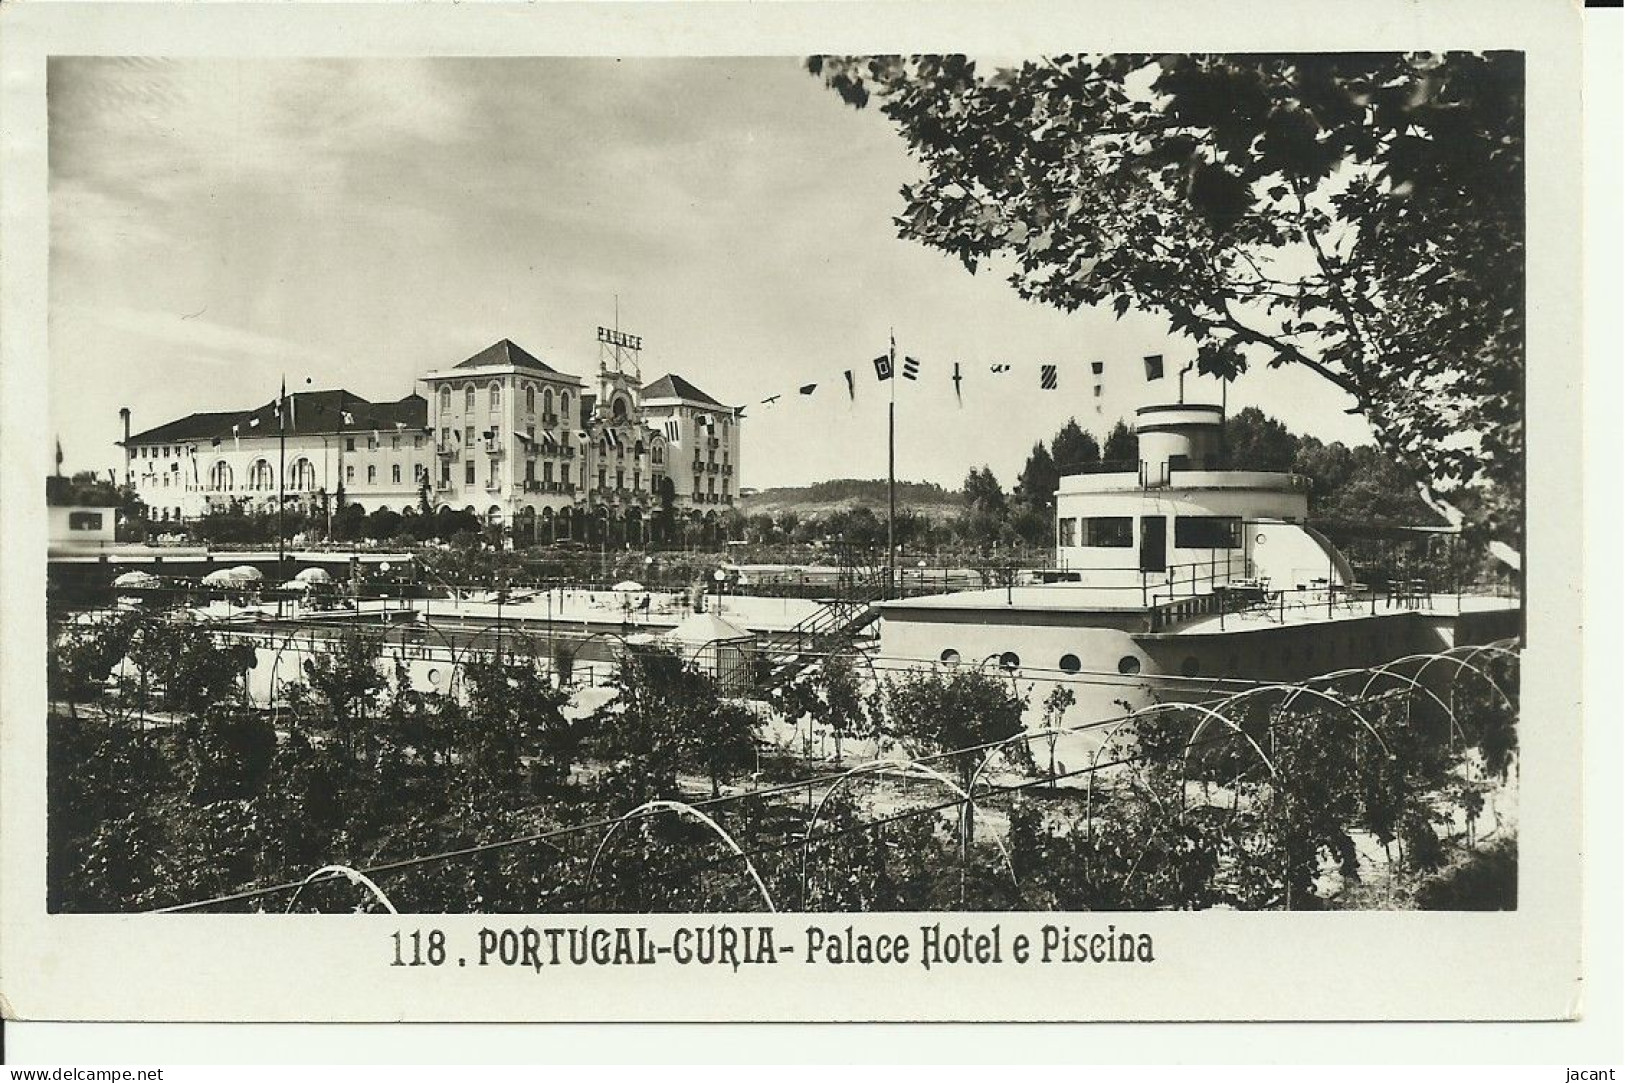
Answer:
top-left (1091, 361), bottom-right (1104, 376)
top-left (1144, 354), bottom-right (1164, 381)
top-left (1040, 364), bottom-right (1059, 390)
top-left (761, 395), bottom-right (780, 406)
top-left (843, 370), bottom-right (855, 401)
top-left (952, 362), bottom-right (963, 406)
top-left (873, 354), bottom-right (893, 381)
top-left (990, 364), bottom-right (1011, 374)
top-left (191, 457), bottom-right (199, 485)
top-left (342, 411), bottom-right (356, 425)
top-left (276, 378), bottom-right (286, 431)
top-left (395, 421), bottom-right (407, 431)
top-left (249, 416), bottom-right (261, 428)
top-left (55, 438), bottom-right (63, 470)
top-left (902, 356), bottom-right (920, 381)
top-left (799, 383), bottom-right (817, 396)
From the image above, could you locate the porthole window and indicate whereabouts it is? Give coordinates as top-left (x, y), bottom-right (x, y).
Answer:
top-left (939, 649), bottom-right (961, 665)
top-left (999, 651), bottom-right (1020, 671)
top-left (427, 668), bottom-right (441, 686)
top-left (1255, 533), bottom-right (1268, 546)
top-left (1181, 656), bottom-right (1201, 677)
top-left (1058, 653), bottom-right (1082, 674)
top-left (1118, 655), bottom-right (1141, 675)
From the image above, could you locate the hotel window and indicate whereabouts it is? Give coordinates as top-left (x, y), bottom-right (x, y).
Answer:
top-left (1174, 516), bottom-right (1242, 549)
top-left (561, 464), bottom-right (571, 486)
top-left (68, 512), bottom-right (104, 531)
top-left (543, 388), bottom-right (554, 417)
top-left (440, 427), bottom-right (450, 446)
top-left (465, 425), bottom-right (475, 446)
top-left (367, 465), bottom-right (377, 484)
top-left (598, 469), bottom-right (607, 490)
top-left (440, 463), bottom-right (451, 485)
top-left (249, 460), bottom-right (273, 490)
top-left (526, 424), bottom-right (535, 444)
top-left (345, 437), bottom-right (356, 453)
top-left (392, 464), bottom-right (402, 485)
top-left (1083, 516), bottom-right (1134, 547)
top-left (633, 471), bottom-right (641, 490)
top-left (367, 435), bottom-right (379, 451)
top-left (525, 460), bottom-right (535, 484)
top-left (488, 460), bottom-right (498, 485)
top-left (413, 434), bottom-right (424, 449)
top-left (439, 387), bottom-right (451, 412)
top-left (210, 461), bottom-right (233, 490)
top-left (525, 385), bottom-right (535, 413)
top-left (1058, 517), bottom-right (1077, 547)
top-left (415, 464), bottom-right (427, 483)
top-left (616, 470), bottom-right (625, 490)
top-left (543, 461), bottom-right (554, 483)
top-left (464, 385), bottom-right (476, 411)
top-left (465, 460), bottom-right (475, 485)
top-left (345, 465), bottom-right (356, 485)
top-left (489, 382), bottom-right (501, 411)
top-left (391, 435), bottom-right (400, 451)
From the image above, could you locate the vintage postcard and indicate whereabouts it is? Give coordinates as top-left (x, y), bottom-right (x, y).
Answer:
top-left (0, 0), bottom-right (1591, 1024)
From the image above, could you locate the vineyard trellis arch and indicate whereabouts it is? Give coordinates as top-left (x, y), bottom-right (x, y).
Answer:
top-left (799, 756), bottom-right (1017, 908)
top-left (586, 799), bottom-right (778, 912)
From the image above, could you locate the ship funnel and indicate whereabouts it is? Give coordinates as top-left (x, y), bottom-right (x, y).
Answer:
top-left (1134, 403), bottom-right (1224, 480)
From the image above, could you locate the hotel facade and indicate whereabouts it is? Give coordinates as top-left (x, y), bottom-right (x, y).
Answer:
top-left (121, 335), bottom-right (741, 545)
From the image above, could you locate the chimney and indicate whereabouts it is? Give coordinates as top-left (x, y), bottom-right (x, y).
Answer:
top-left (119, 407), bottom-right (131, 485)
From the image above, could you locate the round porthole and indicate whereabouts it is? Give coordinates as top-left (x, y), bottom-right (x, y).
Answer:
top-left (940, 649), bottom-right (961, 665)
top-left (999, 651), bottom-right (1021, 671)
top-left (1255, 533), bottom-right (1267, 546)
top-left (1118, 655), bottom-right (1141, 675)
top-left (1059, 653), bottom-right (1082, 674)
top-left (427, 667), bottom-right (441, 686)
top-left (1181, 656), bottom-right (1201, 677)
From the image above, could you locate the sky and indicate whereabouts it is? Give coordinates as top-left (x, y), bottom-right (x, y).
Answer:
top-left (49, 56), bottom-right (1376, 492)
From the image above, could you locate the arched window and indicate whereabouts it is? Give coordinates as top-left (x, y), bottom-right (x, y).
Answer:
top-left (291, 458), bottom-right (316, 490)
top-left (524, 384), bottom-right (535, 413)
top-left (560, 392), bottom-right (572, 423)
top-left (612, 397), bottom-right (628, 420)
top-left (543, 388), bottom-right (555, 418)
top-left (464, 384), bottom-right (476, 411)
top-left (489, 382), bottom-right (501, 411)
top-left (209, 460), bottom-right (233, 490)
top-left (248, 459), bottom-right (273, 490)
top-left (439, 386), bottom-right (451, 413)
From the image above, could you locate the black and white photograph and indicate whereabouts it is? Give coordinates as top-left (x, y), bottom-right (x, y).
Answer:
top-left (0, 0), bottom-right (1602, 1033)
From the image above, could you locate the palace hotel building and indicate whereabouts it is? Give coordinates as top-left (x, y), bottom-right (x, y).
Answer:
top-left (120, 333), bottom-right (742, 545)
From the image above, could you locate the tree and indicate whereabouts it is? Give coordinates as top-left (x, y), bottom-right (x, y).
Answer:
top-left (809, 53), bottom-right (1523, 544)
top-left (1224, 406), bottom-right (1299, 471)
top-left (1102, 420), bottom-right (1138, 466)
top-left (875, 665), bottom-right (1031, 844)
top-left (1051, 418), bottom-right (1099, 472)
top-left (288, 627), bottom-right (387, 764)
top-left (459, 646), bottom-right (577, 795)
top-left (1014, 441), bottom-right (1059, 513)
top-left (779, 651), bottom-right (873, 763)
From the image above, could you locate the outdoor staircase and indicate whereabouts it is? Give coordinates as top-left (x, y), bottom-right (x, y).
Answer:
top-left (756, 580), bottom-right (887, 693)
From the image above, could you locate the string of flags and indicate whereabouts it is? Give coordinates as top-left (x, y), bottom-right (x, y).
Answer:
top-left (752, 345), bottom-right (1171, 416)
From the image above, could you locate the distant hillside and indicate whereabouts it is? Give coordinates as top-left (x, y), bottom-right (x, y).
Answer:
top-left (739, 478), bottom-right (965, 519)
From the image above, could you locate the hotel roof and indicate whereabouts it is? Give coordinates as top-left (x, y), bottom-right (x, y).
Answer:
top-left (642, 373), bottom-right (725, 408)
top-left (449, 338), bottom-right (562, 374)
top-left (125, 391), bottom-right (427, 445)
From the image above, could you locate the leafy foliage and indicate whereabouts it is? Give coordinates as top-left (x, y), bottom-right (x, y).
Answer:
top-left (809, 52), bottom-right (1523, 542)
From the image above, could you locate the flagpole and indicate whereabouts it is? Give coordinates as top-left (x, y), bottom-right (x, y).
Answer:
top-left (887, 330), bottom-right (896, 602)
